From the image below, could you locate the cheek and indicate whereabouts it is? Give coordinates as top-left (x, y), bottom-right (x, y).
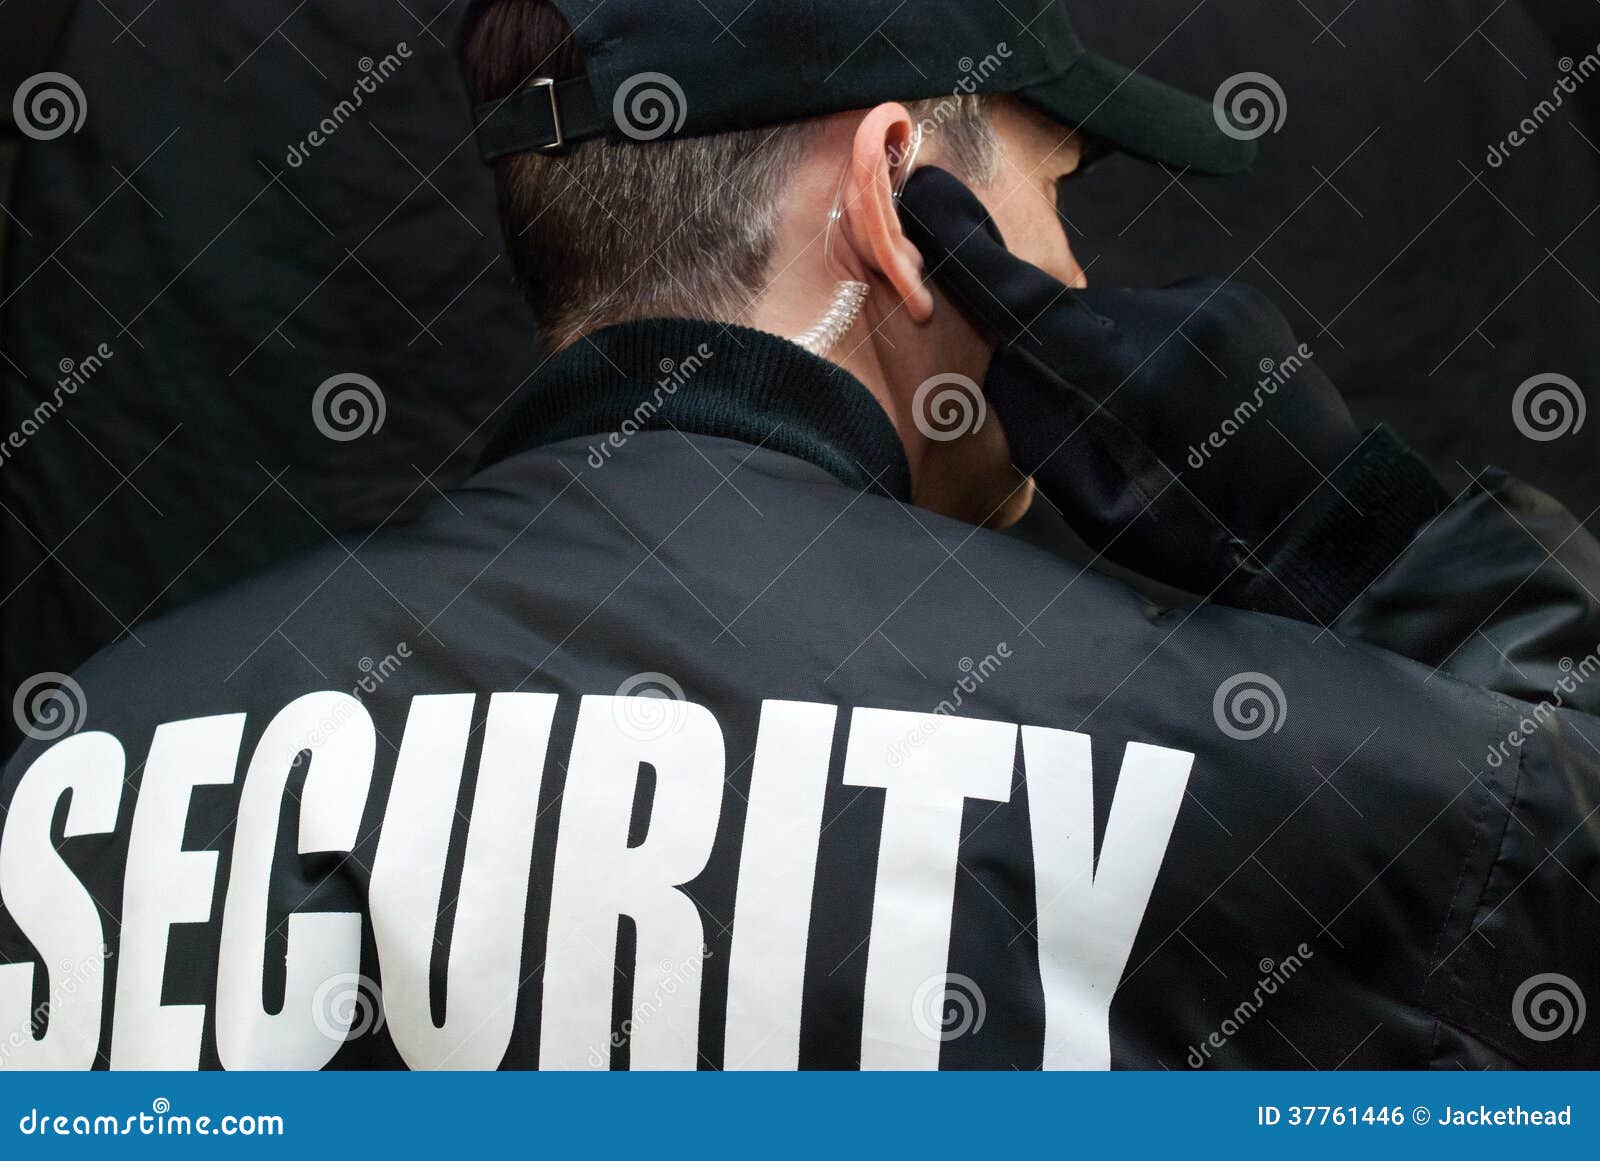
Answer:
top-left (1035, 229), bottom-right (1086, 289)
top-left (993, 197), bottom-right (1085, 288)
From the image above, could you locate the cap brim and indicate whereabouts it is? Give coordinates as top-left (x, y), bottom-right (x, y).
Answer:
top-left (1018, 53), bottom-right (1257, 177)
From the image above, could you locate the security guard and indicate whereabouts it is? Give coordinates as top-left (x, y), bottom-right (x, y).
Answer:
top-left (1, 0), bottom-right (1595, 1070)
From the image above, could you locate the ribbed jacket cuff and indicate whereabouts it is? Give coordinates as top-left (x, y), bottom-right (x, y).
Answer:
top-left (1235, 427), bottom-right (1451, 625)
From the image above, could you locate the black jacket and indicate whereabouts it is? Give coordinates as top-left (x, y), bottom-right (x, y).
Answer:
top-left (2, 319), bottom-right (1596, 1070)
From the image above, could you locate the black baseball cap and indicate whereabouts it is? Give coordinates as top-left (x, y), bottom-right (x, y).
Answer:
top-left (464, 0), bottom-right (1255, 176)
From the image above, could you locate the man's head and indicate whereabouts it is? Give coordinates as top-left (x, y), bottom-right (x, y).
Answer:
top-left (463, 0), bottom-right (1242, 526)
top-left (465, 0), bottom-right (1023, 347)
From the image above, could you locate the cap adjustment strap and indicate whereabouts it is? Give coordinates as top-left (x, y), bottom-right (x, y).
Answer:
top-left (473, 77), bottom-right (603, 162)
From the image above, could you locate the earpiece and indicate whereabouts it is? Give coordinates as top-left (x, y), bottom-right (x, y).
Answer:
top-left (794, 124), bottom-right (925, 359)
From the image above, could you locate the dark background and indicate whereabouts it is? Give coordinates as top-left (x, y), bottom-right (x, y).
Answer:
top-left (0, 2), bottom-right (72, 290)
top-left (2, 0), bottom-right (1598, 754)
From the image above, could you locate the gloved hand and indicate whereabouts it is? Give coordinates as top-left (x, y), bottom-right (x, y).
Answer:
top-left (899, 165), bottom-right (1365, 601)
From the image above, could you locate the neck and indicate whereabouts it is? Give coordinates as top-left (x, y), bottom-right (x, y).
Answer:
top-left (486, 317), bottom-right (914, 500)
top-left (747, 283), bottom-right (1033, 529)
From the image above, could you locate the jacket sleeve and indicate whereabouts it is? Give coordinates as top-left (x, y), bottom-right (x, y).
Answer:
top-left (1218, 431), bottom-right (1600, 1066)
top-left (1424, 704), bottom-right (1600, 1067)
top-left (1225, 426), bottom-right (1600, 716)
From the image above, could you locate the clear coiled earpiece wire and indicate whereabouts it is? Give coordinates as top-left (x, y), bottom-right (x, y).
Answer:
top-left (793, 124), bottom-right (925, 360)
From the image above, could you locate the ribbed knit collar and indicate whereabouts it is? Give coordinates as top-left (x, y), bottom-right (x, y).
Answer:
top-left (480, 318), bottom-right (912, 502)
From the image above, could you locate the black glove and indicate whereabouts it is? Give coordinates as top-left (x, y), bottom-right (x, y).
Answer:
top-left (900, 166), bottom-right (1441, 616)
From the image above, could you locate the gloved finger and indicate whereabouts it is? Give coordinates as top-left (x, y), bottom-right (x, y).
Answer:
top-left (1081, 280), bottom-right (1361, 489)
top-left (1070, 280), bottom-right (1234, 341)
top-left (1072, 279), bottom-right (1313, 392)
top-left (898, 167), bottom-right (1108, 356)
top-left (1163, 278), bottom-right (1301, 358)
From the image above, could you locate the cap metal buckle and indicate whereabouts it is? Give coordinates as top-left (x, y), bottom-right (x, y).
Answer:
top-left (530, 77), bottom-right (565, 153)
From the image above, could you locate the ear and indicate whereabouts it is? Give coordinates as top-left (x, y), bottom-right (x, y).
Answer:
top-left (841, 104), bottom-right (935, 323)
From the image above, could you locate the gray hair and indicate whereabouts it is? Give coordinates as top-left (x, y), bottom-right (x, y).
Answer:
top-left (468, 1), bottom-right (999, 350)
